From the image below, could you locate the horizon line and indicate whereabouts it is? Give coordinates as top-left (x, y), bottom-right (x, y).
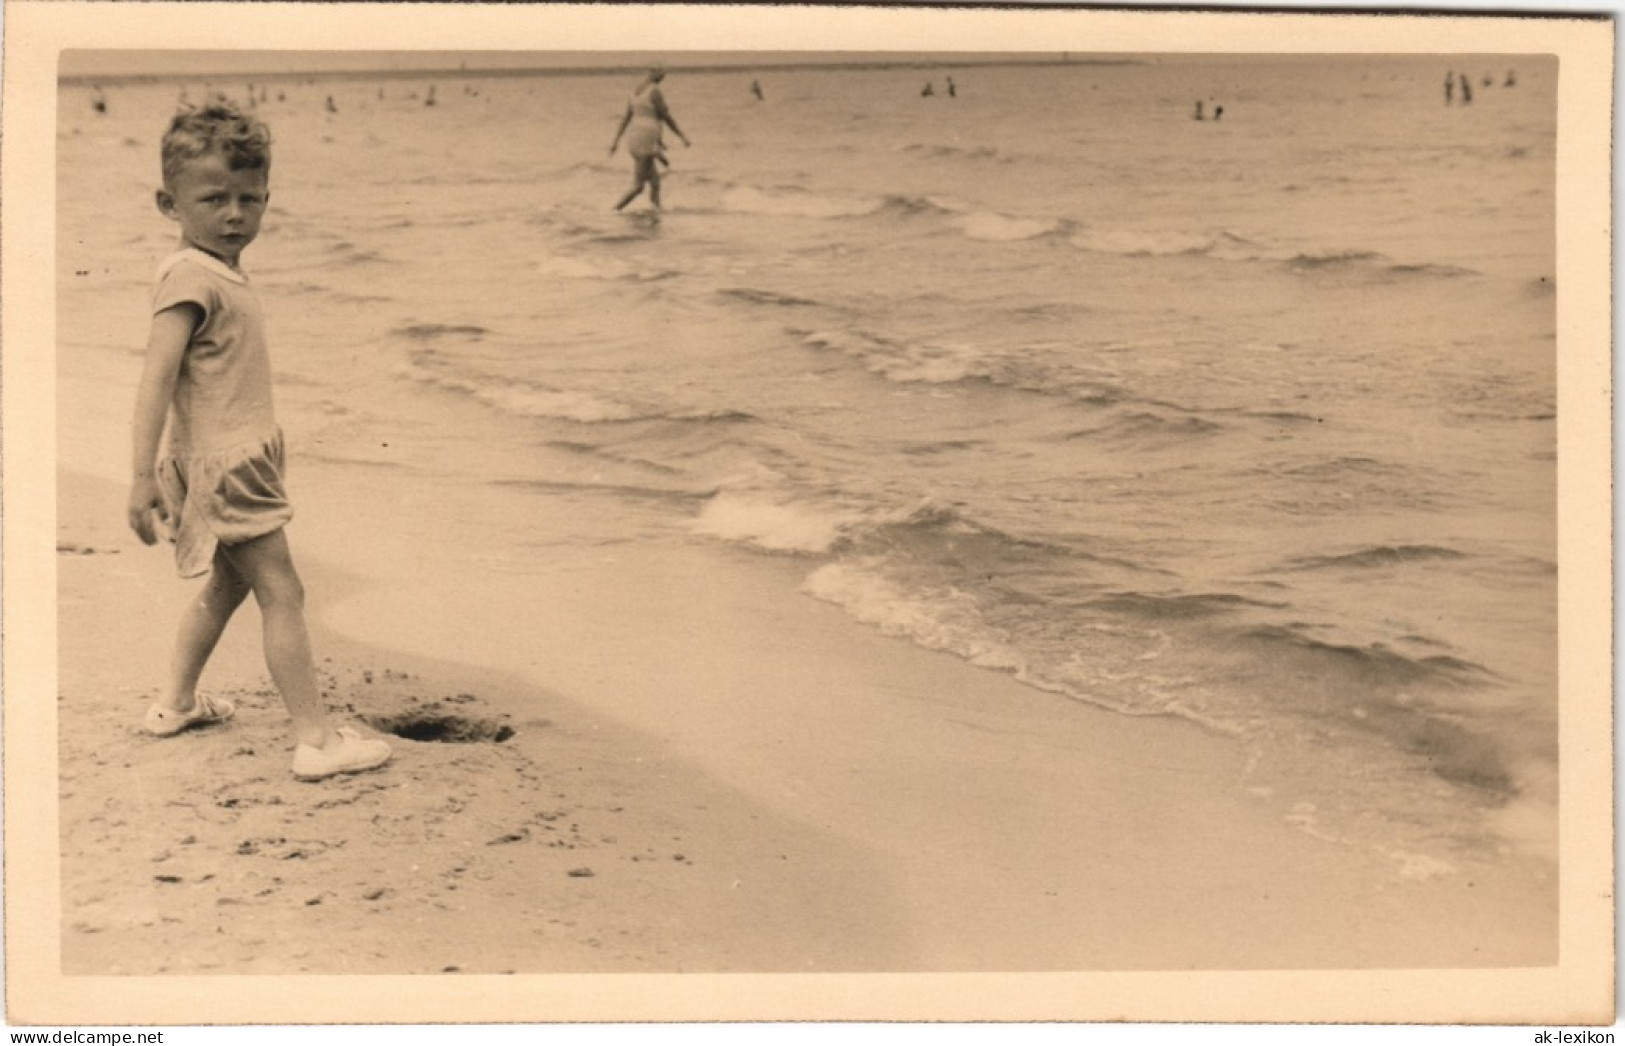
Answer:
top-left (59, 55), bottom-right (1143, 86)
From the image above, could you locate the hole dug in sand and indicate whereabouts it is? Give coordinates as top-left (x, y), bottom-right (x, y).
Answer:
top-left (366, 706), bottom-right (515, 745)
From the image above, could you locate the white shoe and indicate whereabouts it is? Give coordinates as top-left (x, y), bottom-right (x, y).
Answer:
top-left (143, 693), bottom-right (235, 737)
top-left (292, 727), bottom-right (392, 781)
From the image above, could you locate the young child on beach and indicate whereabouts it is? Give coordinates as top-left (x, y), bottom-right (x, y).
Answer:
top-left (127, 98), bottom-right (391, 782)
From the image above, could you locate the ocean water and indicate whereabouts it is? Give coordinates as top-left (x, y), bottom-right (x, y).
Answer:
top-left (58, 54), bottom-right (1557, 878)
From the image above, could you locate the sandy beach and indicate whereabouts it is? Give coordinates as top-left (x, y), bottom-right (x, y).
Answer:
top-left (51, 361), bottom-right (1560, 997)
top-left (58, 470), bottom-right (907, 978)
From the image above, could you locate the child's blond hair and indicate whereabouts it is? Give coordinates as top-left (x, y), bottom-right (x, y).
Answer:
top-left (160, 97), bottom-right (272, 188)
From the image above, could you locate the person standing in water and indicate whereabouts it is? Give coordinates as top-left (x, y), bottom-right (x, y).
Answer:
top-left (608, 63), bottom-right (691, 211)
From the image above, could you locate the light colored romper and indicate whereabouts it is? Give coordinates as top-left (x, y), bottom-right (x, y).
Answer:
top-left (152, 248), bottom-right (294, 578)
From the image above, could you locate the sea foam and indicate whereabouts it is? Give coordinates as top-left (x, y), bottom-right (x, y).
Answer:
top-left (802, 558), bottom-right (1027, 674)
top-left (691, 491), bottom-right (855, 554)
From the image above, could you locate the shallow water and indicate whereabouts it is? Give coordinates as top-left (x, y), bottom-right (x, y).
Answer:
top-left (58, 54), bottom-right (1557, 877)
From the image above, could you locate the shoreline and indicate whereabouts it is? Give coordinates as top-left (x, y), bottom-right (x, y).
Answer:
top-left (53, 402), bottom-right (1560, 983)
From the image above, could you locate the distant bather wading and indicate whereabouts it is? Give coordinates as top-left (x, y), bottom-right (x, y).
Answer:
top-left (609, 64), bottom-right (691, 212)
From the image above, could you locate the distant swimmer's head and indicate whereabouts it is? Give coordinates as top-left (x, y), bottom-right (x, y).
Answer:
top-left (160, 95), bottom-right (272, 190)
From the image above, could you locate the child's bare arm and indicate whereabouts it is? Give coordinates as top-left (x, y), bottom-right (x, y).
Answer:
top-left (128, 304), bottom-right (200, 544)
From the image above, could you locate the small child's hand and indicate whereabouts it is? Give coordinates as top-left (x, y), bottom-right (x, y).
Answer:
top-left (127, 475), bottom-right (169, 545)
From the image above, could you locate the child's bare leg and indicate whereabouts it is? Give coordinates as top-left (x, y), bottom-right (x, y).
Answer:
top-left (162, 544), bottom-right (251, 712)
top-left (221, 529), bottom-right (338, 750)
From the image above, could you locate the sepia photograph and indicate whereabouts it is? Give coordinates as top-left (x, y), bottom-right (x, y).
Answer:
top-left (3, 0), bottom-right (1613, 1035)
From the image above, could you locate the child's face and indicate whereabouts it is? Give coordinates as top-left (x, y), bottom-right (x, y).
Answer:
top-left (157, 152), bottom-right (269, 267)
